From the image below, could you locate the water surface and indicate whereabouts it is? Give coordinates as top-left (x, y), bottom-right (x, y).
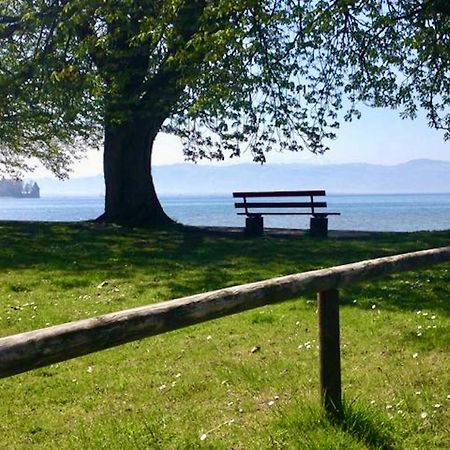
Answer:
top-left (0, 193), bottom-right (449, 232)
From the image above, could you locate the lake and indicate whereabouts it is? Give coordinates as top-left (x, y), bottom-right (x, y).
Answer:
top-left (0, 193), bottom-right (449, 232)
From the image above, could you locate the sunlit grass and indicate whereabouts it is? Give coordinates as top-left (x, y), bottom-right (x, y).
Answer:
top-left (0, 222), bottom-right (448, 449)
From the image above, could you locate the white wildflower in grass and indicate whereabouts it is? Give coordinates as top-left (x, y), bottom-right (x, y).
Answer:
top-left (431, 315), bottom-right (436, 320)
top-left (268, 400), bottom-right (275, 407)
top-left (416, 391), bottom-right (422, 395)
top-left (416, 311), bottom-right (421, 315)
top-left (370, 400), bottom-right (376, 405)
top-left (412, 353), bottom-right (419, 359)
top-left (159, 384), bottom-right (166, 391)
top-left (447, 394), bottom-right (450, 400)
top-left (87, 366), bottom-right (93, 374)
top-left (420, 412), bottom-right (428, 419)
top-left (274, 395), bottom-right (280, 401)
top-left (299, 341), bottom-right (312, 350)
top-left (434, 404), bottom-right (441, 409)
top-left (175, 373), bottom-right (182, 378)
top-left (417, 332), bottom-right (422, 337)
top-left (386, 404), bottom-right (393, 410)
top-left (227, 401), bottom-right (234, 406)
top-left (206, 335), bottom-right (212, 341)
top-left (200, 419), bottom-right (235, 441)
top-left (371, 304), bottom-right (376, 309)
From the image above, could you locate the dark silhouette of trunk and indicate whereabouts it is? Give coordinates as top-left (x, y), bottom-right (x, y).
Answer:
top-left (96, 115), bottom-right (173, 226)
top-left (93, 1), bottom-right (207, 226)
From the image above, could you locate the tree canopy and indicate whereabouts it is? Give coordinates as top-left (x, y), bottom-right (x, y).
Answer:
top-left (0, 1), bottom-right (449, 222)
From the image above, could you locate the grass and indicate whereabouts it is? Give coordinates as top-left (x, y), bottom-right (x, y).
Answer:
top-left (0, 222), bottom-right (449, 449)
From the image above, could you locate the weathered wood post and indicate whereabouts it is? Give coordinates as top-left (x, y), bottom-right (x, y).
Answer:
top-left (318, 289), bottom-right (342, 418)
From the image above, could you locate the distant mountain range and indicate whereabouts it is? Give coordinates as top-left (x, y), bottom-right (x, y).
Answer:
top-left (35, 159), bottom-right (450, 196)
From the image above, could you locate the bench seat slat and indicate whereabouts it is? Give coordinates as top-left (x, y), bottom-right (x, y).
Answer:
top-left (233, 190), bottom-right (325, 198)
top-left (237, 212), bottom-right (341, 216)
top-left (235, 201), bottom-right (327, 209)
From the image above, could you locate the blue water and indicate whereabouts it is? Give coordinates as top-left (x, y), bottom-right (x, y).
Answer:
top-left (0, 193), bottom-right (449, 232)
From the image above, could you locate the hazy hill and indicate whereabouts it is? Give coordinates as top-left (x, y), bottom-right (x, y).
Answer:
top-left (36, 159), bottom-right (450, 196)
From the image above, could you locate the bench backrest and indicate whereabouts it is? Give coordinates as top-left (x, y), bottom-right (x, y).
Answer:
top-left (233, 190), bottom-right (328, 215)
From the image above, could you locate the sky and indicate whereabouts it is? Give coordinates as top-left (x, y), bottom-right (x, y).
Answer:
top-left (35, 105), bottom-right (450, 178)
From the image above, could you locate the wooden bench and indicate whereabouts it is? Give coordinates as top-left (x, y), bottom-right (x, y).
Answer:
top-left (233, 190), bottom-right (340, 237)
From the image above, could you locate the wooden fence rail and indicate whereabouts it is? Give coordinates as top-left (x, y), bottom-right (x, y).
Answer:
top-left (1, 246), bottom-right (449, 416)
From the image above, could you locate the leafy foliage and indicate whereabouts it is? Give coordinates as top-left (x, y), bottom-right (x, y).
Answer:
top-left (0, 1), bottom-right (449, 176)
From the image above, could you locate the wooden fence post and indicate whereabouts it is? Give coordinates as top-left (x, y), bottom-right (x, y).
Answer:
top-left (318, 289), bottom-right (342, 418)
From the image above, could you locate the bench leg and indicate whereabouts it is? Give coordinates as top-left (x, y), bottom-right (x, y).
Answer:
top-left (310, 216), bottom-right (328, 238)
top-left (245, 215), bottom-right (264, 236)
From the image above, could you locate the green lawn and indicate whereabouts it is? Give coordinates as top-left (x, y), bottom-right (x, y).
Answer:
top-left (0, 222), bottom-right (449, 449)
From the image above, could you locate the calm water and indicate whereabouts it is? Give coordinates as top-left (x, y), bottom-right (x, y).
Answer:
top-left (0, 193), bottom-right (449, 232)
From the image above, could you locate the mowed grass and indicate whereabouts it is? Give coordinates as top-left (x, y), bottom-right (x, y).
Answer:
top-left (0, 222), bottom-right (449, 449)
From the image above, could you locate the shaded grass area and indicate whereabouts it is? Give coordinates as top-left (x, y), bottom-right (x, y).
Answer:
top-left (269, 399), bottom-right (397, 449)
top-left (0, 222), bottom-right (449, 449)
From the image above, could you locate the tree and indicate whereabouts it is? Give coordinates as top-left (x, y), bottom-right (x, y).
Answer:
top-left (1, 1), bottom-right (449, 225)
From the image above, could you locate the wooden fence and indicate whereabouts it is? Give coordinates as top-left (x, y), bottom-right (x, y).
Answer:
top-left (0, 246), bottom-right (449, 416)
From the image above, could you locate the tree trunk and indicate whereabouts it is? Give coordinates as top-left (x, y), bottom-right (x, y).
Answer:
top-left (96, 116), bottom-right (173, 226)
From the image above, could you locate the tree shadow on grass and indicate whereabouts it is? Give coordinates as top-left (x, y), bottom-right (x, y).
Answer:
top-left (0, 221), bottom-right (448, 313)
